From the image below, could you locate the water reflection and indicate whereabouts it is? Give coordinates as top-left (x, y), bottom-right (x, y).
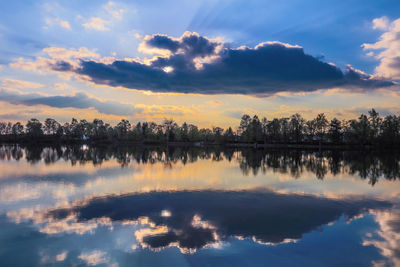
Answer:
top-left (0, 144), bottom-right (400, 266)
top-left (1, 145), bottom-right (399, 184)
top-left (45, 190), bottom-right (391, 252)
top-left (363, 209), bottom-right (400, 266)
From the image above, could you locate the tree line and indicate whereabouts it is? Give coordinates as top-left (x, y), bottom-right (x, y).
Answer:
top-left (0, 109), bottom-right (399, 146)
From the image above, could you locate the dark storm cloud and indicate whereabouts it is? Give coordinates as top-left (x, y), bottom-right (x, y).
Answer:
top-left (146, 35), bottom-right (180, 53)
top-left (0, 89), bottom-right (140, 116)
top-left (145, 32), bottom-right (221, 58)
top-left (47, 189), bottom-right (391, 251)
top-left (50, 60), bottom-right (74, 71)
top-left (49, 32), bottom-right (394, 95)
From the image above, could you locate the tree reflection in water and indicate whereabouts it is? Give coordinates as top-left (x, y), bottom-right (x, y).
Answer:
top-left (0, 144), bottom-right (399, 185)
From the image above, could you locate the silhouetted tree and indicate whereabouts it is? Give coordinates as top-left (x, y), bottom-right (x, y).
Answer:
top-left (224, 127), bottom-right (235, 143)
top-left (26, 118), bottom-right (43, 137)
top-left (188, 124), bottom-right (199, 142)
top-left (44, 118), bottom-right (60, 135)
top-left (180, 122), bottom-right (189, 142)
top-left (239, 114), bottom-right (252, 141)
top-left (349, 114), bottom-right (371, 145)
top-left (12, 122), bottom-right (24, 136)
top-left (116, 119), bottom-right (131, 140)
top-left (314, 113), bottom-right (328, 143)
top-left (213, 126), bottom-right (224, 144)
top-left (268, 118), bottom-right (281, 143)
top-left (329, 118), bottom-right (342, 144)
top-left (289, 113), bottom-right (305, 143)
top-left (369, 109), bottom-right (381, 141)
top-left (380, 115), bottom-right (400, 145)
top-left (305, 119), bottom-right (316, 142)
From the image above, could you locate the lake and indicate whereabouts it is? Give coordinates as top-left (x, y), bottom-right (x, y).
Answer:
top-left (0, 145), bottom-right (399, 266)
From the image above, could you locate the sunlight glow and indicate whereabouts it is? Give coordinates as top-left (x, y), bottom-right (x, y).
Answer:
top-left (162, 66), bottom-right (174, 73)
top-left (161, 210), bottom-right (171, 217)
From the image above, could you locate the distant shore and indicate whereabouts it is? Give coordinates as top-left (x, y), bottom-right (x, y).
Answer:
top-left (1, 109), bottom-right (399, 149)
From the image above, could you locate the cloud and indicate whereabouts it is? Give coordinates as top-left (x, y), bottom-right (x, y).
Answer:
top-left (9, 47), bottom-right (101, 77)
top-left (372, 16), bottom-right (390, 30)
top-left (206, 100), bottom-right (223, 108)
top-left (43, 47), bottom-right (100, 60)
top-left (54, 83), bottom-right (70, 90)
top-left (0, 88), bottom-right (141, 116)
top-left (45, 18), bottom-right (71, 30)
top-left (2, 79), bottom-right (43, 89)
top-left (78, 250), bottom-right (108, 266)
top-left (83, 17), bottom-right (110, 31)
top-left (363, 210), bottom-right (400, 266)
top-left (0, 183), bottom-right (41, 202)
top-left (104, 1), bottom-right (124, 20)
top-left (138, 32), bottom-right (224, 62)
top-left (363, 17), bottom-right (400, 80)
top-left (37, 31), bottom-right (393, 96)
top-left (136, 104), bottom-right (196, 116)
top-left (56, 252), bottom-right (67, 262)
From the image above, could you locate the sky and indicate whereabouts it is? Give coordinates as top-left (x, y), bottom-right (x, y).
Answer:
top-left (0, 0), bottom-right (399, 128)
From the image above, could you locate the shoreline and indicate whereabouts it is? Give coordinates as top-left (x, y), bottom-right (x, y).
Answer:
top-left (0, 139), bottom-right (396, 150)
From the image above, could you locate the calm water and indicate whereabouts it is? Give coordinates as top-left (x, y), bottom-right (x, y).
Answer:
top-left (0, 145), bottom-right (399, 266)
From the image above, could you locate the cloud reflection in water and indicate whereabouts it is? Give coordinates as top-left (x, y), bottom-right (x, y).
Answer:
top-left (43, 189), bottom-right (391, 253)
top-left (1, 145), bottom-right (400, 266)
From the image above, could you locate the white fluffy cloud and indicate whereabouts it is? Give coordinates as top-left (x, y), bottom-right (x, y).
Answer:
top-left (363, 17), bottom-right (400, 79)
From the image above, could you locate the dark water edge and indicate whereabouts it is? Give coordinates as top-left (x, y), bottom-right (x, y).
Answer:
top-left (1, 139), bottom-right (398, 150)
